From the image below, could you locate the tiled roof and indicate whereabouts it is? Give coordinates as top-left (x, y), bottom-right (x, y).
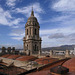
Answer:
top-left (27, 71), bottom-right (75, 75)
top-left (0, 62), bottom-right (8, 66)
top-left (0, 66), bottom-right (26, 75)
top-left (1, 54), bottom-right (11, 58)
top-left (27, 70), bottom-right (50, 75)
top-left (63, 57), bottom-right (75, 72)
top-left (35, 57), bottom-right (58, 65)
top-left (16, 56), bottom-right (37, 61)
top-left (7, 55), bottom-right (21, 59)
top-left (27, 59), bottom-right (75, 75)
top-left (50, 65), bottom-right (69, 74)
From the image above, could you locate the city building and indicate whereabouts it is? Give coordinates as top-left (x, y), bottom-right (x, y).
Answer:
top-left (23, 8), bottom-right (42, 55)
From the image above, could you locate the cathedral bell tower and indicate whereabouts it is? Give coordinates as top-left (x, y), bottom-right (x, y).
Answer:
top-left (23, 8), bottom-right (42, 55)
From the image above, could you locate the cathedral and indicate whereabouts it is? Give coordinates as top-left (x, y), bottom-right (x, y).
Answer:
top-left (23, 8), bottom-right (42, 55)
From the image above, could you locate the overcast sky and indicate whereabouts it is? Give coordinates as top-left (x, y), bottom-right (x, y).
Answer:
top-left (0, 0), bottom-right (75, 49)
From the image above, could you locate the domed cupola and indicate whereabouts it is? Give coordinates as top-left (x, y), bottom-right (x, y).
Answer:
top-left (25, 8), bottom-right (40, 28)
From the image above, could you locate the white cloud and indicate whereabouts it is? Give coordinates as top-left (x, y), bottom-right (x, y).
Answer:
top-left (10, 18), bottom-right (24, 26)
top-left (0, 7), bottom-right (11, 25)
top-left (40, 26), bottom-right (75, 47)
top-left (6, 0), bottom-right (16, 7)
top-left (52, 0), bottom-right (75, 12)
top-left (51, 15), bottom-right (71, 22)
top-left (13, 2), bottom-right (44, 22)
top-left (11, 36), bottom-right (23, 40)
top-left (42, 0), bottom-right (75, 48)
top-left (48, 33), bottom-right (65, 39)
top-left (40, 27), bottom-right (73, 36)
top-left (1, 0), bottom-right (75, 48)
top-left (50, 0), bottom-right (75, 28)
top-left (0, 6), bottom-right (24, 27)
top-left (9, 28), bottom-right (25, 40)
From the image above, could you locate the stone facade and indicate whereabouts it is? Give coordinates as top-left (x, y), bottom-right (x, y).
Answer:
top-left (23, 8), bottom-right (42, 55)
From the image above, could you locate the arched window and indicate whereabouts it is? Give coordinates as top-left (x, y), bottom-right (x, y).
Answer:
top-left (37, 46), bottom-right (38, 51)
top-left (35, 28), bottom-right (36, 35)
top-left (27, 29), bottom-right (28, 35)
top-left (27, 44), bottom-right (28, 50)
top-left (30, 27), bottom-right (31, 35)
top-left (35, 44), bottom-right (37, 51)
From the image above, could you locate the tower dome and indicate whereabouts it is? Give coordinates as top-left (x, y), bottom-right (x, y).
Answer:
top-left (25, 8), bottom-right (39, 28)
top-left (28, 16), bottom-right (37, 22)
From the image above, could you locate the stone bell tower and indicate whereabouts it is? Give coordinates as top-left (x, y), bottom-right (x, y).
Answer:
top-left (23, 8), bottom-right (42, 55)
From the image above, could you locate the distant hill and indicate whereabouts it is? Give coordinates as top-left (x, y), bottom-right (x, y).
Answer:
top-left (0, 45), bottom-right (75, 51)
top-left (42, 45), bottom-right (75, 51)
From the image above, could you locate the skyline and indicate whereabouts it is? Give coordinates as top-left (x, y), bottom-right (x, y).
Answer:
top-left (0, 0), bottom-right (75, 49)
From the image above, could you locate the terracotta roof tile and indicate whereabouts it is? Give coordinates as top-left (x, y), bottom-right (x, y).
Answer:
top-left (27, 71), bottom-right (75, 75)
top-left (7, 55), bottom-right (21, 59)
top-left (50, 65), bottom-right (69, 74)
top-left (27, 70), bottom-right (50, 75)
top-left (0, 62), bottom-right (8, 66)
top-left (35, 57), bottom-right (58, 65)
top-left (0, 66), bottom-right (26, 75)
top-left (28, 59), bottom-right (75, 75)
top-left (1, 54), bottom-right (11, 58)
top-left (16, 56), bottom-right (37, 61)
top-left (63, 57), bottom-right (75, 72)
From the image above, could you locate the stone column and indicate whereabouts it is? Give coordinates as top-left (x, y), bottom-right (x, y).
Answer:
top-left (50, 50), bottom-right (53, 57)
top-left (38, 50), bottom-right (41, 56)
top-left (65, 50), bottom-right (70, 58)
top-left (31, 27), bottom-right (34, 37)
top-left (29, 41), bottom-right (33, 55)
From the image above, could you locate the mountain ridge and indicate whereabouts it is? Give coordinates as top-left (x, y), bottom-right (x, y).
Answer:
top-left (42, 45), bottom-right (75, 51)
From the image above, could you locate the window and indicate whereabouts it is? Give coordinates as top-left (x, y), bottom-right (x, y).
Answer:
top-left (35, 44), bottom-right (37, 51)
top-left (27, 29), bottom-right (28, 35)
top-left (37, 46), bottom-right (38, 51)
top-left (35, 29), bottom-right (36, 35)
top-left (30, 27), bottom-right (31, 35)
top-left (27, 44), bottom-right (28, 50)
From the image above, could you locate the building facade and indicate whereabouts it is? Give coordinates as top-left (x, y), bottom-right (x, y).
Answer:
top-left (23, 9), bottom-right (42, 55)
